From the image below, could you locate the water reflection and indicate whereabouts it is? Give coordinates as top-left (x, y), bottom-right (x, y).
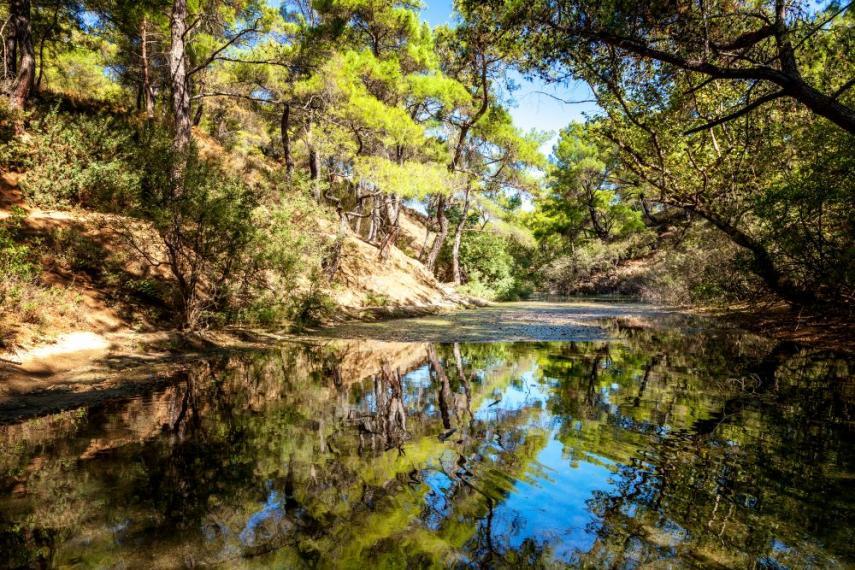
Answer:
top-left (0, 323), bottom-right (852, 568)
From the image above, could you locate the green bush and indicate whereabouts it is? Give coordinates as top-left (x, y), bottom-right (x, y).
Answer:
top-left (234, 193), bottom-right (329, 326)
top-left (456, 231), bottom-right (534, 301)
top-left (287, 285), bottom-right (336, 330)
top-left (0, 210), bottom-right (36, 288)
top-left (130, 135), bottom-right (261, 328)
top-left (2, 103), bottom-right (330, 331)
top-left (536, 232), bottom-right (655, 296)
top-left (9, 108), bottom-right (141, 209)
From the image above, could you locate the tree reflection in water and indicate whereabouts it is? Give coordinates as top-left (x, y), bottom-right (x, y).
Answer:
top-left (0, 322), bottom-right (852, 568)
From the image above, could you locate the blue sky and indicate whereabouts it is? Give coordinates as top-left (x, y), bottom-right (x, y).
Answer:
top-left (420, 1), bottom-right (599, 156)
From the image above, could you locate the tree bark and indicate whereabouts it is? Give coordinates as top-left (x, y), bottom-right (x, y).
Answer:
top-left (280, 102), bottom-right (294, 177)
top-left (378, 194), bottom-right (400, 261)
top-left (437, 56), bottom-right (491, 279)
top-left (425, 195), bottom-right (448, 274)
top-left (451, 186), bottom-right (471, 285)
top-left (34, 30), bottom-right (44, 92)
top-left (587, 196), bottom-right (609, 241)
top-left (324, 205), bottom-right (349, 282)
top-left (2, 16), bottom-right (16, 82)
top-left (306, 113), bottom-right (321, 201)
top-left (141, 16), bottom-right (155, 121)
top-left (169, 0), bottom-right (191, 154)
top-left (7, 0), bottom-right (34, 112)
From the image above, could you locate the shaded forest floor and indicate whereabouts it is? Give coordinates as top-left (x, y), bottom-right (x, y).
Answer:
top-left (696, 303), bottom-right (855, 353)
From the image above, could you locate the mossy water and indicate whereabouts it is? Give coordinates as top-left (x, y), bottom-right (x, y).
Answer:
top-left (0, 315), bottom-right (852, 568)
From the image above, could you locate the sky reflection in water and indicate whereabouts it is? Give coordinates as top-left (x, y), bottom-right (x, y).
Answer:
top-left (0, 321), bottom-right (853, 568)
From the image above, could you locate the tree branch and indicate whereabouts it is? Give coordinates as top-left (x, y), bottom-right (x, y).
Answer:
top-left (684, 90), bottom-right (786, 135)
top-left (711, 25), bottom-right (775, 51)
top-left (192, 91), bottom-right (278, 104)
top-left (188, 21), bottom-right (261, 77)
top-left (832, 77), bottom-right (855, 99)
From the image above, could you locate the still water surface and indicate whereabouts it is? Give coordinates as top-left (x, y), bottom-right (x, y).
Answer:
top-left (1, 317), bottom-right (853, 568)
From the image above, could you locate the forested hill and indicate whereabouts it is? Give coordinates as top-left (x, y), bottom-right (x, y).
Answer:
top-left (1, 0), bottom-right (853, 350)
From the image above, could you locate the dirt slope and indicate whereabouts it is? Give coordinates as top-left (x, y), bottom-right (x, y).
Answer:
top-left (1, 164), bottom-right (475, 376)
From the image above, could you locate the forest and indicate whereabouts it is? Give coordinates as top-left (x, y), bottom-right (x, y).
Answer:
top-left (0, 0), bottom-right (853, 333)
top-left (0, 2), bottom-right (854, 567)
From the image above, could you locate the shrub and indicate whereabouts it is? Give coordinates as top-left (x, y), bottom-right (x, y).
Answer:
top-left (130, 135), bottom-right (260, 328)
top-left (0, 212), bottom-right (90, 346)
top-left (234, 194), bottom-right (329, 326)
top-left (640, 227), bottom-right (762, 306)
top-left (9, 108), bottom-right (141, 209)
top-left (536, 232), bottom-right (655, 296)
top-left (456, 231), bottom-right (534, 301)
top-left (287, 285), bottom-right (336, 330)
top-left (0, 209), bottom-right (36, 288)
top-left (2, 103), bottom-right (331, 331)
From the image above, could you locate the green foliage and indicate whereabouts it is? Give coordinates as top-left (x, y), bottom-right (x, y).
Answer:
top-left (0, 209), bottom-right (36, 287)
top-left (43, 36), bottom-right (126, 102)
top-left (238, 193), bottom-right (331, 325)
top-left (7, 108), bottom-right (141, 209)
top-left (287, 285), bottom-right (337, 329)
top-left (364, 291), bottom-right (392, 307)
top-left (131, 134), bottom-right (260, 327)
top-left (456, 231), bottom-right (532, 301)
top-left (0, 210), bottom-right (90, 342)
top-left (354, 156), bottom-right (461, 199)
top-left (753, 123), bottom-right (855, 302)
top-left (537, 234), bottom-right (650, 296)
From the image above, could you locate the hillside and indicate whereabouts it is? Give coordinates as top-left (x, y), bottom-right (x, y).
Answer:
top-left (0, 144), bottom-right (475, 369)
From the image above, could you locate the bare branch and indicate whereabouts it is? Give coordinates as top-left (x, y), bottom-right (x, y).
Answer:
top-left (711, 25), bottom-right (775, 51)
top-left (683, 90), bottom-right (786, 135)
top-left (832, 77), bottom-right (855, 99)
top-left (530, 90), bottom-right (597, 105)
top-left (193, 91), bottom-right (278, 104)
top-left (188, 20), bottom-right (261, 77)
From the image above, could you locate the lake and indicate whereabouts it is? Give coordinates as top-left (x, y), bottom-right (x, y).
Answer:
top-left (1, 305), bottom-right (852, 568)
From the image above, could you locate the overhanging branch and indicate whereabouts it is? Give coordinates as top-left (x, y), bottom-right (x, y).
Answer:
top-left (684, 89), bottom-right (786, 135)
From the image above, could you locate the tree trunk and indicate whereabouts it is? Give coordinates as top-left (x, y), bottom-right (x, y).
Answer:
top-left (33, 2), bottom-right (59, 95)
top-left (34, 33), bottom-right (44, 92)
top-left (587, 200), bottom-right (609, 241)
top-left (2, 17), bottom-right (16, 82)
top-left (367, 197), bottom-right (380, 242)
top-left (169, 0), bottom-right (191, 154)
top-left (8, 0), bottom-right (34, 112)
top-left (280, 102), bottom-right (294, 177)
top-left (141, 16), bottom-right (155, 121)
top-left (378, 194), bottom-right (401, 261)
top-left (192, 101), bottom-right (204, 125)
top-left (588, 28), bottom-right (855, 134)
top-left (306, 113), bottom-right (321, 201)
top-left (425, 195), bottom-right (448, 274)
top-left (429, 57), bottom-right (490, 279)
top-left (690, 207), bottom-right (817, 306)
top-left (451, 186), bottom-right (471, 285)
top-left (325, 205), bottom-right (349, 282)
